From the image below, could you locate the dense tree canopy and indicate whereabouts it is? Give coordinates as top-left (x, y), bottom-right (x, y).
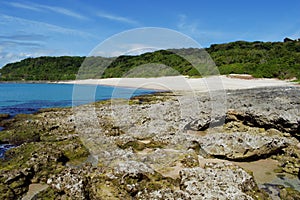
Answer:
top-left (1, 39), bottom-right (299, 81)
top-left (0, 56), bottom-right (85, 81)
top-left (208, 39), bottom-right (300, 79)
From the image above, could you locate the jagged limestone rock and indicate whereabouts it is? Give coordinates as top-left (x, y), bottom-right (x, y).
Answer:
top-left (194, 132), bottom-right (291, 160)
top-left (0, 86), bottom-right (299, 199)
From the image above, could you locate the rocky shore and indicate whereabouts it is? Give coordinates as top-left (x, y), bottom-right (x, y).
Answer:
top-left (0, 86), bottom-right (299, 199)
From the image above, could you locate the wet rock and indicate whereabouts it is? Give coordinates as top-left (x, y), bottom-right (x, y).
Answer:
top-left (262, 184), bottom-right (300, 200)
top-left (274, 145), bottom-right (300, 176)
top-left (0, 113), bottom-right (10, 121)
top-left (279, 187), bottom-right (300, 199)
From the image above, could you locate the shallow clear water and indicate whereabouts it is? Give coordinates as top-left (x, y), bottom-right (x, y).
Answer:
top-left (0, 83), bottom-right (157, 158)
top-left (0, 83), bottom-right (156, 116)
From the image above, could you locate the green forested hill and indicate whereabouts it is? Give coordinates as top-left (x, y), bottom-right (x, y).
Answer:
top-left (0, 50), bottom-right (200, 81)
top-left (1, 38), bottom-right (300, 81)
top-left (101, 50), bottom-right (199, 78)
top-left (208, 39), bottom-right (300, 79)
top-left (0, 56), bottom-right (85, 81)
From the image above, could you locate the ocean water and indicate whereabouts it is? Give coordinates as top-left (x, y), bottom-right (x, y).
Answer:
top-left (0, 83), bottom-right (157, 116)
top-left (0, 83), bottom-right (157, 158)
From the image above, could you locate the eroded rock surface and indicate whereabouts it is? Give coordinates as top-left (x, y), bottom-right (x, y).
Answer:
top-left (179, 162), bottom-right (258, 200)
top-left (137, 162), bottom-right (267, 200)
top-left (194, 132), bottom-right (292, 160)
top-left (0, 86), bottom-right (299, 199)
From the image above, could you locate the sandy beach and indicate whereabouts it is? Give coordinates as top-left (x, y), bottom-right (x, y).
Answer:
top-left (58, 75), bottom-right (297, 91)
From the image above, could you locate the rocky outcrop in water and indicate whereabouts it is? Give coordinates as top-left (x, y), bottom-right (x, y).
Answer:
top-left (0, 114), bottom-right (9, 122)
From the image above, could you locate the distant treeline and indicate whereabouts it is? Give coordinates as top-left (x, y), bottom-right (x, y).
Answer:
top-left (1, 38), bottom-right (300, 81)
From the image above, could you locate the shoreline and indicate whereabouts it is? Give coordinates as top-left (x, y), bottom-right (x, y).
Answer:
top-left (0, 75), bottom-right (296, 118)
top-left (1, 75), bottom-right (297, 92)
top-left (56, 75), bottom-right (297, 91)
top-left (0, 80), bottom-right (53, 84)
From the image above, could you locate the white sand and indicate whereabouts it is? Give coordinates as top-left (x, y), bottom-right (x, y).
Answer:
top-left (58, 75), bottom-right (297, 91)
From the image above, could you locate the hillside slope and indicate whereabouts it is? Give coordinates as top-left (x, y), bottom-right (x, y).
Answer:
top-left (1, 38), bottom-right (299, 81)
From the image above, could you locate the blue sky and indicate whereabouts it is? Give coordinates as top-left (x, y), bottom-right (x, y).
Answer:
top-left (0, 0), bottom-right (300, 67)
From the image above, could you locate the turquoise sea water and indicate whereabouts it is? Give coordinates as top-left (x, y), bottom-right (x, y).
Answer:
top-left (0, 83), bottom-right (157, 158)
top-left (0, 83), bottom-right (156, 116)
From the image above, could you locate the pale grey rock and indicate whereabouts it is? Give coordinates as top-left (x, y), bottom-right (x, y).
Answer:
top-left (136, 189), bottom-right (190, 200)
top-left (196, 132), bottom-right (290, 160)
top-left (113, 160), bottom-right (154, 176)
top-left (136, 162), bottom-right (261, 200)
top-left (180, 162), bottom-right (256, 200)
top-left (47, 168), bottom-right (89, 199)
top-left (227, 87), bottom-right (299, 134)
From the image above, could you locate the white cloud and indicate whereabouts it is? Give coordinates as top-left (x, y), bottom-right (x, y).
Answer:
top-left (6, 1), bottom-right (88, 20)
top-left (177, 14), bottom-right (199, 35)
top-left (97, 11), bottom-right (138, 25)
top-left (7, 2), bottom-right (41, 11)
top-left (0, 51), bottom-right (30, 67)
top-left (0, 14), bottom-right (98, 39)
top-left (0, 14), bottom-right (99, 67)
top-left (0, 33), bottom-right (48, 41)
top-left (286, 28), bottom-right (300, 40)
top-left (37, 4), bottom-right (88, 20)
top-left (92, 43), bottom-right (157, 57)
top-left (176, 14), bottom-right (236, 46)
top-left (0, 48), bottom-right (72, 68)
top-left (0, 40), bottom-right (43, 48)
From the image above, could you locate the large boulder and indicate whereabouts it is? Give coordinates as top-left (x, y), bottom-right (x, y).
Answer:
top-left (194, 132), bottom-right (291, 160)
top-left (137, 162), bottom-right (268, 199)
top-left (227, 87), bottom-right (300, 134)
top-left (179, 162), bottom-right (260, 199)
